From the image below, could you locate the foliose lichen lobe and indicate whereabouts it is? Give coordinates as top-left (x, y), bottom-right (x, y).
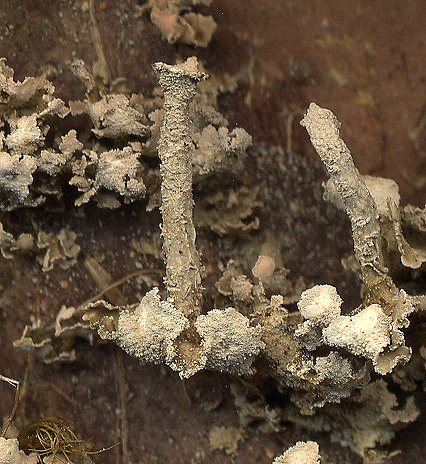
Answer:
top-left (272, 441), bottom-right (321, 464)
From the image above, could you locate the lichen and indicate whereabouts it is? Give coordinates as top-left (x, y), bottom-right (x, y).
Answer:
top-left (195, 307), bottom-right (264, 376)
top-left (191, 125), bottom-right (252, 175)
top-left (116, 288), bottom-right (190, 364)
top-left (300, 102), bottom-right (419, 375)
top-left (84, 58), bottom-right (262, 380)
top-left (1, 53), bottom-right (425, 463)
top-left (152, 56), bottom-right (206, 319)
top-left (138, 0), bottom-right (217, 47)
top-left (323, 304), bottom-right (392, 363)
top-left (208, 426), bottom-right (244, 455)
top-left (36, 228), bottom-right (81, 272)
top-left (272, 441), bottom-right (321, 464)
top-left (0, 438), bottom-right (37, 464)
top-left (0, 152), bottom-right (37, 207)
top-left (194, 186), bottom-right (261, 235)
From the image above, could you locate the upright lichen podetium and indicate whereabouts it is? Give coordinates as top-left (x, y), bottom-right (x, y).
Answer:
top-left (300, 103), bottom-right (415, 374)
top-left (153, 57), bottom-right (207, 319)
top-left (300, 103), bottom-right (395, 304)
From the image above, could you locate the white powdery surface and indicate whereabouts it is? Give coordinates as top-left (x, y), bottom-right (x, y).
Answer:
top-left (297, 284), bottom-right (342, 326)
top-left (5, 115), bottom-right (43, 156)
top-left (0, 438), bottom-right (37, 464)
top-left (323, 304), bottom-right (392, 362)
top-left (0, 152), bottom-right (36, 203)
top-left (116, 288), bottom-right (189, 364)
top-left (195, 307), bottom-right (264, 376)
top-left (272, 441), bottom-right (320, 464)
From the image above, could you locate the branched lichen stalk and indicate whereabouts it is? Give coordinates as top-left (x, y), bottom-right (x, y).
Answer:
top-left (300, 103), bottom-right (388, 288)
top-left (153, 57), bottom-right (206, 319)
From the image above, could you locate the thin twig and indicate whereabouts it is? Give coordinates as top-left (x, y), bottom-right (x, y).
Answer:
top-left (77, 268), bottom-right (163, 310)
top-left (113, 346), bottom-right (130, 464)
top-left (0, 374), bottom-right (21, 437)
top-left (89, 0), bottom-right (112, 84)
